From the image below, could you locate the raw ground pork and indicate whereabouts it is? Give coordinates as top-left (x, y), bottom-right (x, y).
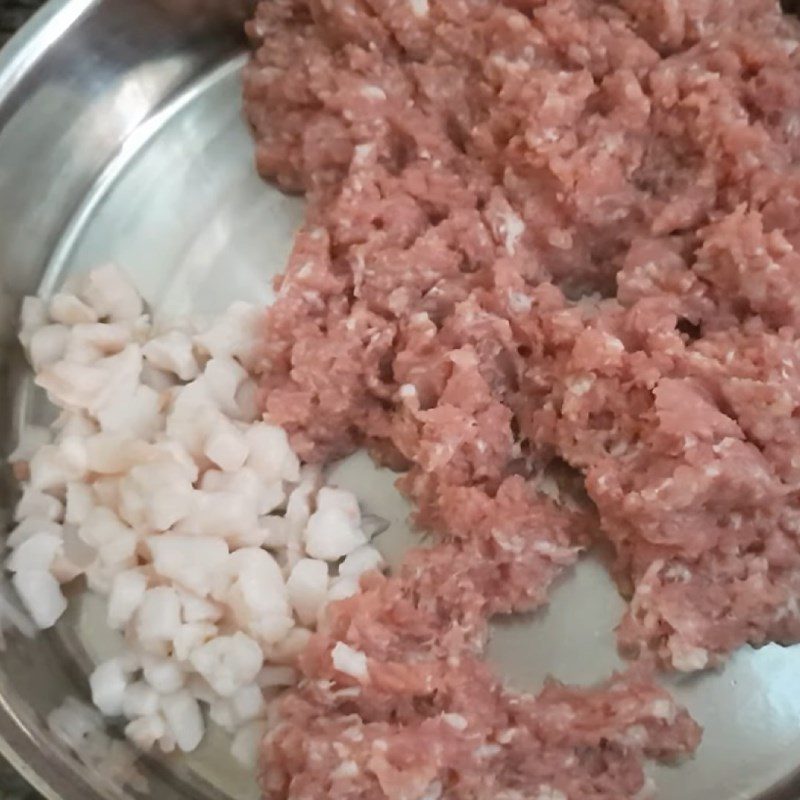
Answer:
top-left (242, 0), bottom-right (800, 796)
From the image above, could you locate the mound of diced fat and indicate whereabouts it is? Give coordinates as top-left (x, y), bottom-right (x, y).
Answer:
top-left (6, 265), bottom-right (385, 764)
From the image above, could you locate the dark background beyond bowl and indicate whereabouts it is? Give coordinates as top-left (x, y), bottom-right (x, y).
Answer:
top-left (0, 0), bottom-right (43, 47)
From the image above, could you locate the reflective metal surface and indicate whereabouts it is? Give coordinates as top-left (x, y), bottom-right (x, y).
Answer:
top-left (1, 2), bottom-right (800, 799)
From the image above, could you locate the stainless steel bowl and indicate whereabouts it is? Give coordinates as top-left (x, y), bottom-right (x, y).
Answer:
top-left (2, 2), bottom-right (800, 799)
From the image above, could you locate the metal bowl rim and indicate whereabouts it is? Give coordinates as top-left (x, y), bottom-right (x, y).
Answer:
top-left (0, 2), bottom-right (99, 797)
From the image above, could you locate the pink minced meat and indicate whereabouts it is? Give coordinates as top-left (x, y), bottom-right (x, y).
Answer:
top-left (242, 0), bottom-right (800, 795)
top-left (261, 501), bottom-right (698, 800)
top-left (265, 564), bottom-right (698, 800)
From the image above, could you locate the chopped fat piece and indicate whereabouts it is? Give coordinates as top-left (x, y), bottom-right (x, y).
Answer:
top-left (107, 570), bottom-right (148, 630)
top-left (49, 293), bottom-right (98, 325)
top-left (142, 656), bottom-right (185, 695)
top-left (6, 533), bottom-right (62, 573)
top-left (189, 633), bottom-right (264, 698)
top-left (29, 324), bottom-right (69, 371)
top-left (245, 423), bottom-right (300, 483)
top-left (149, 535), bottom-right (229, 598)
top-left (204, 419), bottom-right (249, 472)
top-left (135, 587), bottom-right (182, 643)
top-left (286, 558), bottom-right (329, 626)
top-left (305, 505), bottom-right (367, 561)
top-left (12, 571), bottom-right (66, 628)
top-left (125, 714), bottom-right (166, 751)
top-left (339, 545), bottom-right (384, 578)
top-left (193, 302), bottom-right (262, 369)
top-left (160, 690), bottom-right (204, 752)
top-left (90, 659), bottom-right (129, 716)
top-left (331, 642), bottom-right (368, 680)
top-left (143, 331), bottom-right (199, 381)
top-left (18, 296), bottom-right (48, 349)
top-left (79, 264), bottom-right (143, 321)
top-left (97, 385), bottom-right (162, 439)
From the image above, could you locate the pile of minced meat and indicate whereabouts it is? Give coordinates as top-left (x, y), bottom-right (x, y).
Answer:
top-left (243, 0), bottom-right (800, 797)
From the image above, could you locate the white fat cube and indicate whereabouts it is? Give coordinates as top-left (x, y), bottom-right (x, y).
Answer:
top-left (142, 655), bottom-right (185, 695)
top-left (245, 423), bottom-right (300, 484)
top-left (12, 571), bottom-right (66, 628)
top-left (79, 264), bottom-right (144, 322)
top-left (49, 293), bottom-right (98, 325)
top-left (6, 533), bottom-right (62, 573)
top-left (286, 558), bottom-right (329, 626)
top-left (189, 632), bottom-right (264, 698)
top-left (149, 534), bottom-right (228, 598)
top-left (90, 658), bottom-right (129, 716)
top-left (304, 506), bottom-right (367, 561)
top-left (107, 569), bottom-right (148, 630)
top-left (204, 420), bottom-right (249, 472)
top-left (29, 324), bottom-right (70, 371)
top-left (143, 331), bottom-right (199, 381)
top-left (160, 690), bottom-right (203, 753)
top-left (136, 587), bottom-right (182, 643)
top-left (339, 545), bottom-right (385, 579)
